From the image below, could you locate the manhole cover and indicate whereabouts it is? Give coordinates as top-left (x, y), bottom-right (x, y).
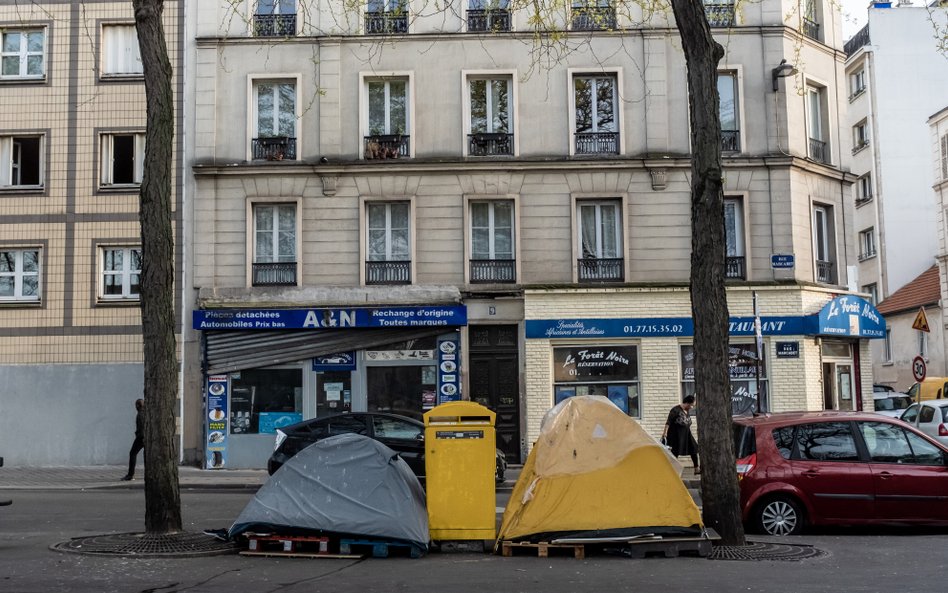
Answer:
top-left (51, 531), bottom-right (241, 558)
top-left (709, 541), bottom-right (827, 562)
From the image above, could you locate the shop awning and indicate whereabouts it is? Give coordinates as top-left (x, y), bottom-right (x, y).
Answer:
top-left (204, 327), bottom-right (451, 374)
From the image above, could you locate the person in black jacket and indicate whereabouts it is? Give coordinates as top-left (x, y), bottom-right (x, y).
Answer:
top-left (121, 399), bottom-right (144, 481)
top-left (662, 395), bottom-right (700, 474)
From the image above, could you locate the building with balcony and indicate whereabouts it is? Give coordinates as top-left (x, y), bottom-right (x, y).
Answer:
top-left (0, 1), bottom-right (184, 465)
top-left (184, 0), bottom-right (870, 468)
top-left (844, 3), bottom-right (948, 389)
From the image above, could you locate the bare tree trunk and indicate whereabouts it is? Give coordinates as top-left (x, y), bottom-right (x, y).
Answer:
top-left (133, 0), bottom-right (182, 535)
top-left (669, 0), bottom-right (746, 546)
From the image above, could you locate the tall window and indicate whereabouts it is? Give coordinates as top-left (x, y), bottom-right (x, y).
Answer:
top-left (577, 200), bottom-right (622, 282)
top-left (940, 134), bottom-right (947, 181)
top-left (100, 133), bottom-right (145, 187)
top-left (853, 120), bottom-right (869, 152)
top-left (468, 77), bottom-right (512, 156)
top-left (470, 201), bottom-right (515, 283)
top-left (254, 0), bottom-right (297, 37)
top-left (253, 81), bottom-right (297, 160)
top-left (862, 283), bottom-right (878, 305)
top-left (366, 202), bottom-right (411, 284)
top-left (1, 29), bottom-right (45, 80)
top-left (0, 135), bottom-right (43, 188)
top-left (813, 205), bottom-right (833, 283)
top-left (858, 228), bottom-right (876, 261)
top-left (101, 247), bottom-right (141, 300)
top-left (718, 72), bottom-right (740, 152)
top-left (802, 0), bottom-right (820, 40)
top-left (724, 198), bottom-right (745, 279)
top-left (101, 25), bottom-right (142, 77)
top-left (884, 328), bottom-right (892, 362)
top-left (850, 69), bottom-right (866, 99)
top-left (253, 204), bottom-right (297, 286)
top-left (807, 86), bottom-right (828, 163)
top-left (573, 75), bottom-right (618, 155)
top-left (365, 79), bottom-right (410, 159)
top-left (857, 174), bottom-right (873, 204)
top-left (0, 249), bottom-right (40, 302)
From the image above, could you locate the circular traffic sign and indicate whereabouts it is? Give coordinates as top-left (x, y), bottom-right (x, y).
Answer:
top-left (912, 355), bottom-right (927, 382)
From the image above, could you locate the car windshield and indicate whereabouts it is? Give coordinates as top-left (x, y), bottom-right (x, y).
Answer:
top-left (874, 396), bottom-right (912, 411)
top-left (733, 424), bottom-right (756, 458)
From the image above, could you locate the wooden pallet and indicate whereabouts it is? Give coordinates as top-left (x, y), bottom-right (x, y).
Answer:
top-left (501, 530), bottom-right (718, 560)
top-left (239, 533), bottom-right (363, 559)
top-left (500, 541), bottom-right (586, 559)
top-left (339, 538), bottom-right (425, 559)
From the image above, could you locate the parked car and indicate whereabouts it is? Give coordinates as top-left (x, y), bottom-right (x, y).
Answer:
top-left (733, 411), bottom-right (948, 536)
top-left (872, 392), bottom-right (913, 418)
top-left (900, 400), bottom-right (948, 447)
top-left (906, 377), bottom-right (948, 402)
top-left (873, 384), bottom-right (895, 393)
top-left (267, 412), bottom-right (507, 483)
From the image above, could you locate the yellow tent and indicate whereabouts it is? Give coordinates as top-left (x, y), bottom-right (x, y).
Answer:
top-left (497, 396), bottom-right (703, 544)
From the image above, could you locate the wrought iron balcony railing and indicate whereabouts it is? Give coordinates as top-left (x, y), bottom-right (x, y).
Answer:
top-left (366, 260), bottom-right (411, 284)
top-left (251, 137), bottom-right (297, 161)
top-left (725, 256), bottom-right (746, 280)
top-left (803, 17), bottom-right (820, 41)
top-left (858, 248), bottom-right (877, 262)
top-left (571, 6), bottom-right (617, 30)
top-left (252, 262), bottom-right (297, 286)
top-left (721, 130), bottom-right (740, 152)
top-left (470, 259), bottom-right (516, 283)
top-left (468, 133), bottom-right (513, 156)
top-left (364, 135), bottom-right (411, 159)
top-left (809, 138), bottom-right (827, 163)
top-left (704, 2), bottom-right (735, 27)
top-left (855, 194), bottom-right (873, 206)
top-left (851, 140), bottom-right (869, 155)
top-left (577, 257), bottom-right (624, 282)
top-left (467, 9), bottom-right (511, 32)
top-left (365, 11), bottom-right (409, 34)
top-left (575, 131), bottom-right (618, 155)
top-left (816, 259), bottom-right (834, 284)
top-left (253, 14), bottom-right (297, 37)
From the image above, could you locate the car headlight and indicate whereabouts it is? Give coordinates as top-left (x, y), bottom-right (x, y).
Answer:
top-left (274, 429), bottom-right (287, 452)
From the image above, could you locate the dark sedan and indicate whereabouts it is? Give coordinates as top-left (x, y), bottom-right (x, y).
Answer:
top-left (267, 412), bottom-right (507, 483)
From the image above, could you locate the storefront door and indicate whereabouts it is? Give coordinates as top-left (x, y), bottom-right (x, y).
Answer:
top-left (821, 341), bottom-right (856, 411)
top-left (469, 325), bottom-right (521, 463)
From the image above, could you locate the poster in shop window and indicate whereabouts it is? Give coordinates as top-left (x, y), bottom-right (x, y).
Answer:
top-left (681, 345), bottom-right (768, 415)
top-left (553, 346), bottom-right (638, 383)
top-left (205, 375), bottom-right (229, 469)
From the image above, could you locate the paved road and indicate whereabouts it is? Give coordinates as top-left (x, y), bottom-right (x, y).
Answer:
top-left (0, 489), bottom-right (946, 593)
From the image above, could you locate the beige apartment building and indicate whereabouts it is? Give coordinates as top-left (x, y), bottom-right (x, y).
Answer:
top-left (0, 1), bottom-right (184, 465)
top-left (184, 0), bottom-right (881, 468)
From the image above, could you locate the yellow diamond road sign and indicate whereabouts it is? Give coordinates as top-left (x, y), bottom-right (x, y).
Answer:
top-left (912, 307), bottom-right (930, 333)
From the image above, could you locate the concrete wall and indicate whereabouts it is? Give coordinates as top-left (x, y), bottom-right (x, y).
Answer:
top-left (873, 308), bottom-right (945, 392)
top-left (0, 364), bottom-right (143, 467)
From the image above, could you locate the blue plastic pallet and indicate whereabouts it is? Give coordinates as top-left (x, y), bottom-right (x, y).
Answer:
top-left (338, 538), bottom-right (424, 559)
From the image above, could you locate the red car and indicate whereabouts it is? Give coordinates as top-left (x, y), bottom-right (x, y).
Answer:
top-left (734, 411), bottom-right (948, 535)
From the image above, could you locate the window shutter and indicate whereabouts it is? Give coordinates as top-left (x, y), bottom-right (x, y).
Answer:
top-left (0, 137), bottom-right (11, 186)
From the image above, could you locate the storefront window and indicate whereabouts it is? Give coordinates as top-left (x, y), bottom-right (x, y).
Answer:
top-left (230, 368), bottom-right (302, 434)
top-left (552, 345), bottom-right (640, 417)
top-left (680, 344), bottom-right (768, 415)
top-left (367, 365), bottom-right (436, 419)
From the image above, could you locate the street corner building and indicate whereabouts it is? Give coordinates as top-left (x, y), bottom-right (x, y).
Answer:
top-left (177, 0), bottom-right (882, 469)
top-left (0, 0), bottom-right (185, 466)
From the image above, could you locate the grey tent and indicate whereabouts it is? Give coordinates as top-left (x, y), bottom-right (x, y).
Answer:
top-left (228, 433), bottom-right (429, 552)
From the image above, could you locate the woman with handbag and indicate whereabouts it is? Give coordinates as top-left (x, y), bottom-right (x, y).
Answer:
top-left (661, 395), bottom-right (700, 474)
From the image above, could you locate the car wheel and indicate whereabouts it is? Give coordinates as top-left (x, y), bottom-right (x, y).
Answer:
top-left (755, 496), bottom-right (804, 536)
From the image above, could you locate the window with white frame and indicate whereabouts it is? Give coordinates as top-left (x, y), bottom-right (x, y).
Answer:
top-left (101, 246), bottom-right (141, 300)
top-left (850, 69), bottom-right (866, 99)
top-left (573, 74), bottom-right (618, 155)
top-left (252, 203), bottom-right (297, 286)
top-left (470, 200), bottom-right (515, 283)
top-left (718, 72), bottom-right (740, 152)
top-left (1, 29), bottom-right (45, 80)
top-left (100, 133), bottom-right (144, 187)
top-left (0, 248), bottom-right (40, 302)
top-left (0, 135), bottom-right (43, 188)
top-left (884, 328), bottom-right (892, 362)
top-left (862, 283), bottom-right (877, 305)
top-left (806, 85), bottom-right (828, 163)
top-left (857, 174), bottom-right (873, 203)
top-left (858, 228), bottom-right (876, 261)
top-left (252, 80), bottom-right (297, 160)
top-left (813, 204), bottom-right (834, 283)
top-left (853, 119), bottom-right (869, 152)
top-left (101, 24), bottom-right (142, 77)
top-left (802, 0), bottom-right (821, 40)
top-left (468, 77), bottom-right (512, 156)
top-left (724, 198), bottom-right (745, 279)
top-left (577, 200), bottom-right (623, 282)
top-left (941, 134), bottom-right (948, 181)
top-left (366, 202), bottom-right (411, 284)
top-left (365, 78), bottom-right (410, 159)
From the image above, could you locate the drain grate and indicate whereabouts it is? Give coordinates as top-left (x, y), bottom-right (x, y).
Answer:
top-left (709, 541), bottom-right (827, 562)
top-left (51, 531), bottom-right (241, 558)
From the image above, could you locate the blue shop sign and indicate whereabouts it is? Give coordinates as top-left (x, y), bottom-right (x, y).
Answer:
top-left (313, 352), bottom-right (357, 372)
top-left (193, 306), bottom-right (467, 330)
top-left (809, 295), bottom-right (885, 339)
top-left (526, 316), bottom-right (806, 339)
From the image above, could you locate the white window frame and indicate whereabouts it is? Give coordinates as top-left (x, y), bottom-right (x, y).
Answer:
top-left (849, 69), bottom-right (866, 99)
top-left (469, 200), bottom-right (515, 260)
top-left (853, 119), bottom-right (869, 151)
top-left (884, 328), bottom-right (892, 363)
top-left (245, 197), bottom-right (302, 287)
top-left (717, 69), bottom-right (744, 152)
top-left (0, 28), bottom-right (46, 80)
top-left (100, 132), bottom-right (145, 187)
top-left (462, 71), bottom-right (518, 156)
top-left (859, 228), bottom-right (875, 260)
top-left (940, 134), bottom-right (948, 181)
top-left (100, 23), bottom-right (143, 78)
top-left (857, 174), bottom-right (873, 203)
top-left (359, 72), bottom-right (415, 159)
top-left (463, 195), bottom-right (521, 284)
top-left (252, 203), bottom-right (297, 264)
top-left (806, 85), bottom-right (824, 143)
top-left (358, 197), bottom-right (415, 286)
top-left (574, 198), bottom-right (624, 274)
top-left (724, 197), bottom-right (745, 257)
top-left (100, 246), bottom-right (141, 301)
top-left (246, 74), bottom-right (302, 161)
top-left (0, 134), bottom-right (44, 188)
top-left (862, 283), bottom-right (878, 306)
top-left (567, 67), bottom-right (624, 156)
top-left (812, 203), bottom-right (832, 275)
top-left (366, 201), bottom-right (411, 261)
top-left (0, 248), bottom-right (41, 302)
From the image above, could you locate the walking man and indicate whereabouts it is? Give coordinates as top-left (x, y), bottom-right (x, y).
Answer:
top-left (121, 399), bottom-right (144, 481)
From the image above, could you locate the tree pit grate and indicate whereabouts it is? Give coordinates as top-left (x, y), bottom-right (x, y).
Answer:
top-left (709, 541), bottom-right (827, 562)
top-left (50, 531), bottom-right (241, 558)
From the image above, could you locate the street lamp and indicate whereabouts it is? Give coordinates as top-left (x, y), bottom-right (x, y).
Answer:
top-left (771, 59), bottom-right (799, 92)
